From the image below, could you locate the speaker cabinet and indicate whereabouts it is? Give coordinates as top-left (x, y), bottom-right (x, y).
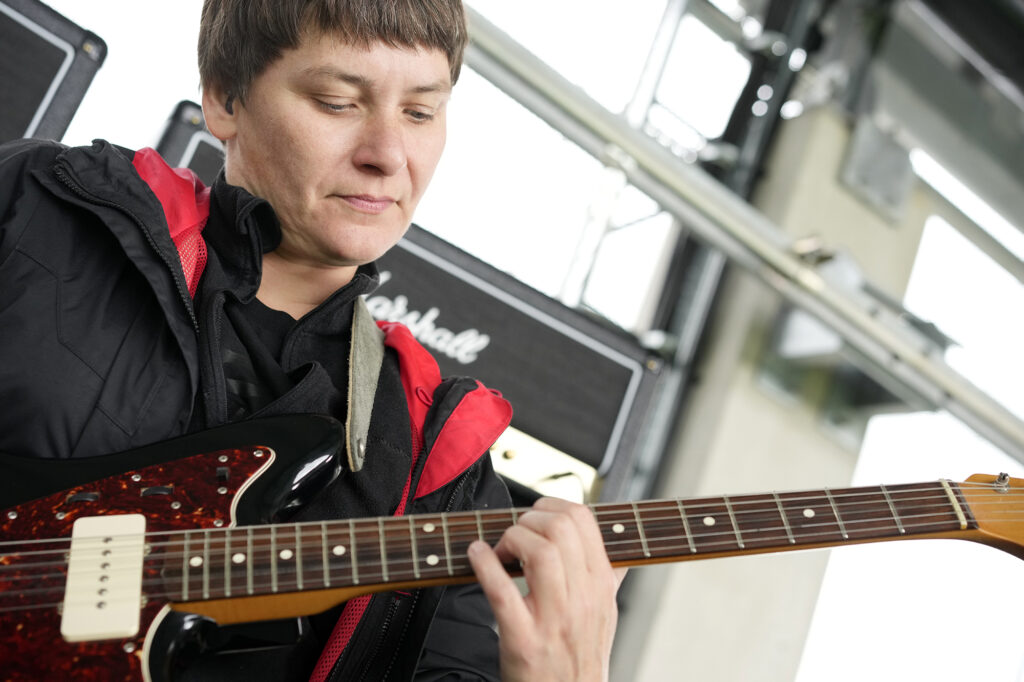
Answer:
top-left (0, 0), bottom-right (105, 143)
top-left (155, 100), bottom-right (224, 185)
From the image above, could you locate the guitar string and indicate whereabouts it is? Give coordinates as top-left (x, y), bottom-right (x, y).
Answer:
top-left (0, 481), bottom-right (1002, 554)
top-left (0, 503), bottom-right (1010, 612)
top-left (0, 484), bottom-right (1017, 573)
top-left (0, 499), bottom-right (979, 581)
top-left (0, 493), bottom-right (1014, 582)
top-left (0, 500), bottom-right (975, 592)
top-left (0, 483), bottom-right (1015, 589)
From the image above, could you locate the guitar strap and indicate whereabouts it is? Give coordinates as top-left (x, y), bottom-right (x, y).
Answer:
top-left (345, 297), bottom-right (385, 472)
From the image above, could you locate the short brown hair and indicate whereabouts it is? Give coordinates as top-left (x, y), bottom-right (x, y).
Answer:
top-left (198, 0), bottom-right (467, 102)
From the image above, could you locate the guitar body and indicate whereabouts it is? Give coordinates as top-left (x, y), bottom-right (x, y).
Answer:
top-left (0, 415), bottom-right (344, 682)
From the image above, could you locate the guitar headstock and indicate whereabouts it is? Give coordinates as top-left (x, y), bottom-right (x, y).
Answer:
top-left (961, 473), bottom-right (1024, 559)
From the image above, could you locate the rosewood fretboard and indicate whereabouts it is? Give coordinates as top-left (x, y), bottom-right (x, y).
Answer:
top-left (150, 480), bottom-right (974, 609)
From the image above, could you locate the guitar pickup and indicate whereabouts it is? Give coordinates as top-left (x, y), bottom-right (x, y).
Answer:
top-left (61, 514), bottom-right (146, 642)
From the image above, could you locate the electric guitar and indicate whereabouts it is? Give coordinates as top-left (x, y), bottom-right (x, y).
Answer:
top-left (2, 414), bottom-right (1023, 681)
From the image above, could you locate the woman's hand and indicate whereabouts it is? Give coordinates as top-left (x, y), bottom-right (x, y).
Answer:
top-left (467, 496), bottom-right (627, 682)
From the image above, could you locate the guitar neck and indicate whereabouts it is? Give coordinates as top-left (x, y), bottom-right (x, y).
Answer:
top-left (165, 479), bottom-right (980, 622)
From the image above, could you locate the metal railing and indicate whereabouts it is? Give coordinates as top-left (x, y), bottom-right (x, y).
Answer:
top-left (464, 5), bottom-right (1024, 464)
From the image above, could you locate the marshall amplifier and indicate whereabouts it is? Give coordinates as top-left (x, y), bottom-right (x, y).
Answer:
top-left (0, 0), bottom-right (106, 143)
top-left (155, 100), bottom-right (224, 185)
top-left (373, 225), bottom-right (664, 501)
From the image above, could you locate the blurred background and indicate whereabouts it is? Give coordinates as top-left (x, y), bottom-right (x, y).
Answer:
top-left (4, 0), bottom-right (1024, 679)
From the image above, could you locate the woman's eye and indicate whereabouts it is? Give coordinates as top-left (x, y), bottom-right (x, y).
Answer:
top-left (407, 109), bottom-right (435, 123)
top-left (317, 100), bottom-right (350, 113)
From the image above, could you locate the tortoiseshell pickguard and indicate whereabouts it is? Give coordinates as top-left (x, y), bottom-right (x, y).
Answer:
top-left (0, 446), bottom-right (274, 682)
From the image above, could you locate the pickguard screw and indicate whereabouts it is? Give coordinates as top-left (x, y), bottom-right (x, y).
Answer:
top-left (131, 474), bottom-right (142, 482)
top-left (6, 511), bottom-right (16, 520)
top-left (218, 487), bottom-right (228, 495)
top-left (123, 642), bottom-right (136, 654)
top-left (171, 501), bottom-right (182, 510)
top-left (218, 455), bottom-right (229, 463)
top-left (213, 519), bottom-right (224, 527)
top-left (55, 511), bottom-right (66, 520)
top-left (254, 449), bottom-right (265, 458)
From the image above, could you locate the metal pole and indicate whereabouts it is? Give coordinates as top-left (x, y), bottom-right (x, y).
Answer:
top-left (464, 6), bottom-right (1024, 463)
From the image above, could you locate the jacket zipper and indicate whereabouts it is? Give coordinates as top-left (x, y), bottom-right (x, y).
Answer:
top-left (53, 165), bottom-right (199, 332)
top-left (331, 384), bottom-right (487, 679)
top-left (375, 468), bottom-right (475, 679)
top-left (349, 594), bottom-right (404, 682)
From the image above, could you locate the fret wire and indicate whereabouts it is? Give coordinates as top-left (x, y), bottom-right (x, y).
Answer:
top-left (823, 488), bottom-right (849, 539)
top-left (880, 484), bottom-right (906, 535)
top-left (246, 524), bottom-right (254, 589)
top-left (441, 514), bottom-right (454, 576)
top-left (940, 479), bottom-right (968, 530)
top-left (246, 527), bottom-right (254, 595)
top-left (676, 500), bottom-right (696, 554)
top-left (349, 518), bottom-right (359, 585)
top-left (409, 516), bottom-right (421, 580)
top-left (224, 528), bottom-right (232, 598)
top-left (181, 532), bottom-right (190, 601)
top-left (378, 517), bottom-right (388, 583)
top-left (202, 530), bottom-right (211, 600)
top-left (723, 496), bottom-right (744, 549)
top-left (295, 524), bottom-right (303, 591)
top-left (773, 493), bottom-right (796, 545)
top-left (631, 502), bottom-right (651, 558)
top-left (270, 525), bottom-right (278, 593)
top-left (474, 510), bottom-right (485, 543)
top-left (320, 521), bottom-right (330, 588)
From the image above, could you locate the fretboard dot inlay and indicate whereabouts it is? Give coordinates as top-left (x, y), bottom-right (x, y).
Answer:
top-left (332, 545), bottom-right (346, 557)
top-left (612, 523), bottom-right (625, 534)
top-left (423, 523), bottom-right (436, 533)
top-left (189, 556), bottom-right (203, 568)
top-left (703, 516), bottom-right (716, 526)
top-left (279, 549), bottom-right (294, 561)
top-left (426, 554), bottom-right (440, 566)
top-left (803, 509), bottom-right (815, 519)
top-left (231, 553), bottom-right (246, 564)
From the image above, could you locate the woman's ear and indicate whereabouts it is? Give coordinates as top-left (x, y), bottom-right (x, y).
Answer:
top-left (201, 84), bottom-right (237, 142)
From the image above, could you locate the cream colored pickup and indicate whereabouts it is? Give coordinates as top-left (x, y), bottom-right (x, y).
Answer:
top-left (60, 514), bottom-right (147, 642)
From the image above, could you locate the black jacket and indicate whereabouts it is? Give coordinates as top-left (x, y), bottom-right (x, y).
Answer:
top-left (0, 138), bottom-right (513, 681)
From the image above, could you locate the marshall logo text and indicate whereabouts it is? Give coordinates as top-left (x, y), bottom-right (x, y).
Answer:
top-left (365, 271), bottom-right (491, 365)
